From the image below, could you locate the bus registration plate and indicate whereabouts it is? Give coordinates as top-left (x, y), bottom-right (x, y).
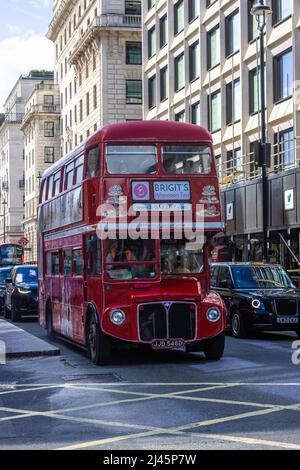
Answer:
top-left (152, 339), bottom-right (185, 350)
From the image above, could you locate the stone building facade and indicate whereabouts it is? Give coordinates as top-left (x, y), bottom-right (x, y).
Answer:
top-left (47, 0), bottom-right (143, 155)
top-left (21, 81), bottom-right (61, 262)
top-left (0, 72), bottom-right (55, 245)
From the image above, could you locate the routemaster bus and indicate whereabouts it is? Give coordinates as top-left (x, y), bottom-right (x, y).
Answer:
top-left (0, 243), bottom-right (24, 267)
top-left (38, 121), bottom-right (226, 365)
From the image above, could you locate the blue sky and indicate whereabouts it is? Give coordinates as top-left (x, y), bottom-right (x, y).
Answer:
top-left (0, 0), bottom-right (54, 110)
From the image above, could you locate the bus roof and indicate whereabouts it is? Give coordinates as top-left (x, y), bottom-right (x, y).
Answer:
top-left (42, 121), bottom-right (213, 180)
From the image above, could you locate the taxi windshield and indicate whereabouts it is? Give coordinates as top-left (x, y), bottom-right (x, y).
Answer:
top-left (231, 266), bottom-right (294, 290)
top-left (105, 239), bottom-right (157, 280)
top-left (106, 145), bottom-right (157, 174)
top-left (162, 145), bottom-right (211, 174)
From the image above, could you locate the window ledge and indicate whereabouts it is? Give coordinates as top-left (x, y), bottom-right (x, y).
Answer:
top-left (273, 15), bottom-right (292, 28)
top-left (274, 95), bottom-right (292, 106)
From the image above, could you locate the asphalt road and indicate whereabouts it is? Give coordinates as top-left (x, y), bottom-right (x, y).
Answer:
top-left (0, 320), bottom-right (300, 450)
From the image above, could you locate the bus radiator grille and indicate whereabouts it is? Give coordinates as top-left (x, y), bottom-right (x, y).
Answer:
top-left (138, 302), bottom-right (196, 342)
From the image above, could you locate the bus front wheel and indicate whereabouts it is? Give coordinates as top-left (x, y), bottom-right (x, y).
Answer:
top-left (87, 313), bottom-right (112, 365)
top-left (203, 332), bottom-right (225, 361)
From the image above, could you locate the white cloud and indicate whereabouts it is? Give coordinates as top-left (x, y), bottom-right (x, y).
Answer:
top-left (0, 28), bottom-right (54, 110)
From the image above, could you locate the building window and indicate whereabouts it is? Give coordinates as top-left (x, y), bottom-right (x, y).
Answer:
top-left (175, 110), bottom-right (185, 122)
top-left (207, 0), bottom-right (218, 7)
top-left (160, 66), bottom-right (168, 102)
top-left (208, 90), bottom-right (221, 133)
top-left (225, 10), bottom-right (240, 57)
top-left (227, 148), bottom-right (242, 176)
top-left (147, 0), bottom-right (155, 11)
top-left (188, 0), bottom-right (199, 23)
top-left (148, 26), bottom-right (156, 58)
top-left (216, 155), bottom-right (222, 180)
top-left (93, 85), bottom-right (97, 109)
top-left (86, 92), bottom-right (90, 116)
top-left (249, 66), bottom-right (266, 114)
top-left (274, 49), bottom-right (293, 103)
top-left (44, 147), bottom-right (54, 163)
top-left (226, 79), bottom-right (241, 125)
top-left (79, 99), bottom-right (83, 122)
top-left (126, 42), bottom-right (142, 64)
top-left (207, 26), bottom-right (220, 70)
top-left (189, 41), bottom-right (200, 82)
top-left (191, 101), bottom-right (200, 125)
top-left (126, 80), bottom-right (142, 104)
top-left (44, 95), bottom-right (54, 105)
top-left (148, 75), bottom-right (156, 109)
top-left (249, 141), bottom-right (260, 178)
top-left (159, 14), bottom-right (167, 49)
top-left (175, 53), bottom-right (184, 92)
top-left (174, 0), bottom-right (184, 35)
top-left (44, 122), bottom-right (54, 137)
top-left (273, 0), bottom-right (292, 24)
top-left (274, 128), bottom-right (294, 170)
top-left (125, 1), bottom-right (141, 15)
top-left (248, 0), bottom-right (258, 42)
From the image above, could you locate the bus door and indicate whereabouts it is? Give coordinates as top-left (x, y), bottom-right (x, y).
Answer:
top-left (84, 233), bottom-right (103, 324)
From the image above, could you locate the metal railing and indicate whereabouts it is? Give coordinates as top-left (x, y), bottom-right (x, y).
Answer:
top-left (1, 113), bottom-right (24, 125)
top-left (217, 135), bottom-right (300, 187)
top-left (24, 104), bottom-right (59, 117)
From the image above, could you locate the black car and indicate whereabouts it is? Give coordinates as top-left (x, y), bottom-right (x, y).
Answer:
top-left (0, 266), bottom-right (13, 313)
top-left (211, 263), bottom-right (300, 338)
top-left (4, 265), bottom-right (38, 322)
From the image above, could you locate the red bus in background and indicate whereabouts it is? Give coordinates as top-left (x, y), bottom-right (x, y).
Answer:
top-left (0, 243), bottom-right (24, 267)
top-left (38, 121), bottom-right (226, 365)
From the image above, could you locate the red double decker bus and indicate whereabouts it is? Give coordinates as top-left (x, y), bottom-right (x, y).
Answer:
top-left (38, 121), bottom-right (226, 364)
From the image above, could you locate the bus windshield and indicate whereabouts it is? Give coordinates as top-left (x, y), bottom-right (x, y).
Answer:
top-left (162, 145), bottom-right (211, 174)
top-left (106, 145), bottom-right (157, 174)
top-left (160, 240), bottom-right (204, 274)
top-left (105, 239), bottom-right (157, 280)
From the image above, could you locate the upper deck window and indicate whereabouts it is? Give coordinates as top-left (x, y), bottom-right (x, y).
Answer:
top-left (74, 155), bottom-right (84, 184)
top-left (86, 147), bottom-right (99, 178)
top-left (53, 170), bottom-right (61, 196)
top-left (65, 162), bottom-right (74, 189)
top-left (48, 175), bottom-right (54, 199)
top-left (106, 145), bottom-right (157, 174)
top-left (162, 145), bottom-right (212, 174)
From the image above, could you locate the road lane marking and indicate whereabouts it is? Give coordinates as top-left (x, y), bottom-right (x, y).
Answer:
top-left (0, 384), bottom-right (62, 396)
top-left (192, 432), bottom-right (300, 450)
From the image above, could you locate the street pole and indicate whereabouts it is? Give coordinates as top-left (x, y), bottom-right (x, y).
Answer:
top-left (2, 199), bottom-right (7, 244)
top-left (259, 15), bottom-right (268, 263)
top-left (251, 1), bottom-right (272, 263)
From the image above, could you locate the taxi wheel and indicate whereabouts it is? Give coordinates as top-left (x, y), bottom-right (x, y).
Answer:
top-left (231, 310), bottom-right (249, 339)
top-left (87, 313), bottom-right (112, 366)
top-left (11, 305), bottom-right (20, 323)
top-left (203, 332), bottom-right (225, 360)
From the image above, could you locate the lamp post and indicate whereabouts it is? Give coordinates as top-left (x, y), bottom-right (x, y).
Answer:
top-left (251, 0), bottom-right (272, 263)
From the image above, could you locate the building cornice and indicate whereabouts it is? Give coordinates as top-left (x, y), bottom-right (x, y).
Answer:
top-left (47, 0), bottom-right (78, 42)
top-left (69, 14), bottom-right (141, 66)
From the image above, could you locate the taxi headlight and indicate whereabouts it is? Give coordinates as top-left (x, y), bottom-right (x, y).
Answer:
top-left (251, 299), bottom-right (264, 310)
top-left (110, 309), bottom-right (126, 325)
top-left (206, 307), bottom-right (221, 323)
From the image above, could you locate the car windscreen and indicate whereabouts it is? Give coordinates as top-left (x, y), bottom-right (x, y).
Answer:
top-left (15, 267), bottom-right (38, 285)
top-left (231, 266), bottom-right (294, 289)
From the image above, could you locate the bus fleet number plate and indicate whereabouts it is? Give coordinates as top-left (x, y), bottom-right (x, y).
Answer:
top-left (152, 339), bottom-right (185, 349)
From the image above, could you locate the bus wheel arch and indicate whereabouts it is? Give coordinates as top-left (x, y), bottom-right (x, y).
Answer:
top-left (85, 305), bottom-right (112, 365)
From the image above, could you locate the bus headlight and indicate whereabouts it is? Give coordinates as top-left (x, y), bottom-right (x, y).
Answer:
top-left (206, 307), bottom-right (221, 323)
top-left (110, 309), bottom-right (126, 325)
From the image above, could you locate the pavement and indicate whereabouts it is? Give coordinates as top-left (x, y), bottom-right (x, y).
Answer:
top-left (0, 318), bottom-right (60, 359)
top-left (0, 320), bottom-right (300, 450)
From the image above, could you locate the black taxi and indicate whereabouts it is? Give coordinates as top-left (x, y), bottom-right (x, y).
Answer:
top-left (211, 263), bottom-right (300, 338)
